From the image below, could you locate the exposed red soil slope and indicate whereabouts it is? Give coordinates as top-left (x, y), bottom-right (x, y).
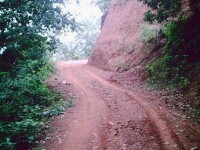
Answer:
top-left (88, 0), bottom-right (148, 71)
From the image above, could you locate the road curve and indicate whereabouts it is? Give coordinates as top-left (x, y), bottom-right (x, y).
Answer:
top-left (44, 60), bottom-right (199, 150)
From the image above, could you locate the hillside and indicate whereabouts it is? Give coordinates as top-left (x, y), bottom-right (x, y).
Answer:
top-left (89, 0), bottom-right (200, 115)
top-left (88, 0), bottom-right (149, 71)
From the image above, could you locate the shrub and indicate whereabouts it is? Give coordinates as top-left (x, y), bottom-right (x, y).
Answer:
top-left (146, 13), bottom-right (200, 88)
top-left (140, 24), bottom-right (158, 43)
top-left (0, 0), bottom-right (76, 149)
top-left (0, 60), bottom-right (63, 149)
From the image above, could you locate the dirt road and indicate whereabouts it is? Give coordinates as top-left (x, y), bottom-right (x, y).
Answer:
top-left (44, 60), bottom-right (200, 150)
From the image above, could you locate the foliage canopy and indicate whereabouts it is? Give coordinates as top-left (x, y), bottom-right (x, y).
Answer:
top-left (138, 0), bottom-right (182, 23)
top-left (92, 0), bottom-right (111, 12)
top-left (141, 0), bottom-right (200, 88)
top-left (0, 0), bottom-right (76, 149)
top-left (0, 0), bottom-right (75, 71)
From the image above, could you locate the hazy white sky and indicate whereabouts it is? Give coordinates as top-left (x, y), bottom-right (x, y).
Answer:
top-left (59, 0), bottom-right (102, 43)
top-left (65, 0), bottom-right (102, 22)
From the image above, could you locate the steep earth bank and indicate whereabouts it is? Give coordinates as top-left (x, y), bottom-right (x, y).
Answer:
top-left (89, 0), bottom-right (151, 72)
top-left (89, 0), bottom-right (200, 127)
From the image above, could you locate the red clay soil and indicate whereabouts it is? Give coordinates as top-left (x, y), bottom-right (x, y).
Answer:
top-left (43, 60), bottom-right (200, 150)
top-left (88, 0), bottom-right (149, 71)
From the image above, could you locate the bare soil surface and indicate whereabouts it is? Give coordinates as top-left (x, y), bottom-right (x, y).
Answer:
top-left (43, 60), bottom-right (200, 150)
top-left (88, 0), bottom-right (148, 71)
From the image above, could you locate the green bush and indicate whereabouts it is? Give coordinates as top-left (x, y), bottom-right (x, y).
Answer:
top-left (146, 13), bottom-right (200, 88)
top-left (140, 24), bottom-right (158, 43)
top-left (0, 0), bottom-right (76, 149)
top-left (0, 60), bottom-right (63, 149)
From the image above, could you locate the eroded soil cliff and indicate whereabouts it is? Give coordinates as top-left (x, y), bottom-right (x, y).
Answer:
top-left (88, 0), bottom-right (148, 71)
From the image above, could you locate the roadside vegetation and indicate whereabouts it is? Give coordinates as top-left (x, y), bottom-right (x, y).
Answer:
top-left (0, 0), bottom-right (76, 149)
top-left (55, 20), bottom-right (100, 60)
top-left (139, 0), bottom-right (200, 88)
top-left (92, 0), bottom-right (110, 13)
top-left (139, 0), bottom-right (200, 115)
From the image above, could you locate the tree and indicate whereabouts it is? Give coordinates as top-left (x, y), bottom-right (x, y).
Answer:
top-left (56, 20), bottom-right (100, 60)
top-left (91, 0), bottom-right (111, 13)
top-left (141, 0), bottom-right (200, 88)
top-left (138, 0), bottom-right (182, 23)
top-left (139, 0), bottom-right (200, 23)
top-left (74, 21), bottom-right (100, 57)
top-left (0, 0), bottom-right (76, 71)
top-left (0, 1), bottom-right (76, 149)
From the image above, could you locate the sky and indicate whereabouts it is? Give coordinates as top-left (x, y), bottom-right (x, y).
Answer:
top-left (59, 0), bottom-right (102, 43)
top-left (65, 0), bottom-right (102, 22)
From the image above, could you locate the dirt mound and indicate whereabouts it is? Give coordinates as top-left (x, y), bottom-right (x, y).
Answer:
top-left (88, 0), bottom-right (148, 71)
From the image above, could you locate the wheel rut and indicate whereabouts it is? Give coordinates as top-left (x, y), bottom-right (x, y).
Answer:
top-left (80, 65), bottom-right (185, 150)
top-left (44, 60), bottom-right (196, 150)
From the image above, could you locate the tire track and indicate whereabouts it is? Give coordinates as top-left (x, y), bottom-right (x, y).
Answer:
top-left (80, 65), bottom-right (185, 150)
top-left (58, 64), bottom-right (108, 150)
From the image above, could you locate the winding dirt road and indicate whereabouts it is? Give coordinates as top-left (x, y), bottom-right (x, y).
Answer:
top-left (44, 60), bottom-right (200, 150)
